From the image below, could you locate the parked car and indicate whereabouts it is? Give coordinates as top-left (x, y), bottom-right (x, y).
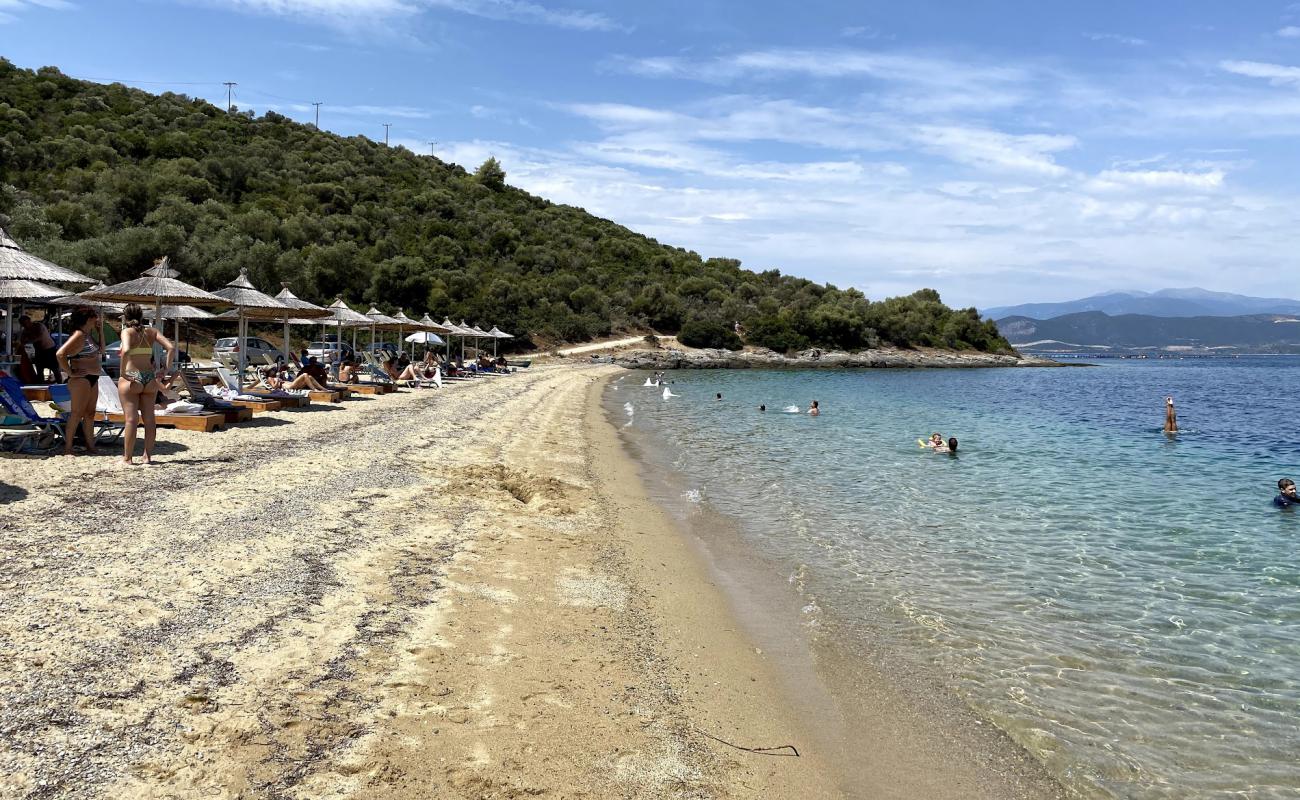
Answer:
top-left (214, 337), bottom-right (284, 365)
top-left (305, 340), bottom-right (355, 364)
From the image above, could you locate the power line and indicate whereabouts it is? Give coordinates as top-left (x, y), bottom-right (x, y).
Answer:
top-left (223, 81), bottom-right (237, 113)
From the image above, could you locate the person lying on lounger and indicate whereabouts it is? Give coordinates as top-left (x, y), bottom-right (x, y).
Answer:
top-left (252, 366), bottom-right (326, 393)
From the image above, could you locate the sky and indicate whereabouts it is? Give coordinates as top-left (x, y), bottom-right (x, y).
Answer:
top-left (5, 1), bottom-right (1300, 308)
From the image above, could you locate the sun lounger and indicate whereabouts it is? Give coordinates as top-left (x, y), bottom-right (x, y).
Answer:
top-left (0, 425), bottom-right (44, 453)
top-left (175, 369), bottom-right (260, 419)
top-left (209, 366), bottom-right (307, 412)
top-left (21, 385), bottom-right (52, 402)
top-left (97, 376), bottom-right (226, 432)
top-left (1, 375), bottom-right (65, 444)
top-left (48, 383), bottom-right (124, 446)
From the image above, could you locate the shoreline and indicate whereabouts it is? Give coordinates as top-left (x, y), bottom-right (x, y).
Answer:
top-left (604, 377), bottom-right (1068, 800)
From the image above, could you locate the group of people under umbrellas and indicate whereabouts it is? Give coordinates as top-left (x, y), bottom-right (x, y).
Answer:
top-left (0, 229), bottom-right (513, 465)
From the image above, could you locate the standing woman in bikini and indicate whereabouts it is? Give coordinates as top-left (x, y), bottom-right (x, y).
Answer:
top-left (54, 306), bottom-right (103, 456)
top-left (118, 303), bottom-right (177, 465)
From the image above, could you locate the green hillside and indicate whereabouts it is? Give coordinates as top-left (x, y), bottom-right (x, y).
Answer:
top-left (0, 60), bottom-right (1010, 354)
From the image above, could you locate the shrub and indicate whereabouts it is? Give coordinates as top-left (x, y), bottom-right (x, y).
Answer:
top-left (678, 319), bottom-right (743, 350)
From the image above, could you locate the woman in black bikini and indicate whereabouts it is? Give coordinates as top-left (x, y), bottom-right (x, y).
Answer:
top-left (54, 306), bottom-right (103, 457)
top-left (118, 303), bottom-right (177, 465)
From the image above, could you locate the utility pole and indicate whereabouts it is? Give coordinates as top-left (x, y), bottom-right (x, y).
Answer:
top-left (223, 81), bottom-right (237, 113)
top-left (428, 141), bottom-right (437, 157)
top-left (383, 123), bottom-right (391, 146)
top-left (311, 102), bottom-right (322, 128)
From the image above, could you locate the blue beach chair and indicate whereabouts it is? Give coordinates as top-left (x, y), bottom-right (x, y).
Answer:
top-left (0, 375), bottom-right (64, 445)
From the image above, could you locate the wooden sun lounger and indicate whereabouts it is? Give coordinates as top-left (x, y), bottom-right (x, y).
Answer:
top-left (106, 410), bottom-right (226, 432)
top-left (226, 397), bottom-right (283, 413)
top-left (21, 386), bottom-right (52, 402)
top-left (311, 388), bottom-right (344, 402)
top-left (348, 383), bottom-right (386, 395)
top-left (249, 392), bottom-right (309, 408)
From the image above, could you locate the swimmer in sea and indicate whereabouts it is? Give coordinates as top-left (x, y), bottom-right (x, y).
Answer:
top-left (759, 404), bottom-right (766, 412)
top-left (924, 432), bottom-right (943, 449)
top-left (808, 400), bottom-right (820, 416)
top-left (1164, 396), bottom-right (1178, 434)
top-left (1274, 478), bottom-right (1298, 508)
top-left (716, 393), bottom-right (722, 401)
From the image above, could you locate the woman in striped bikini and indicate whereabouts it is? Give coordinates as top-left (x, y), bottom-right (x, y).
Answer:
top-left (54, 306), bottom-right (103, 457)
top-left (118, 303), bottom-right (177, 465)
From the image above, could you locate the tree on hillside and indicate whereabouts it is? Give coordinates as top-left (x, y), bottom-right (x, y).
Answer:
top-left (474, 157), bottom-right (506, 191)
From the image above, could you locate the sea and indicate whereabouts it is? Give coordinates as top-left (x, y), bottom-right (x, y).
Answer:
top-left (605, 357), bottom-right (1300, 799)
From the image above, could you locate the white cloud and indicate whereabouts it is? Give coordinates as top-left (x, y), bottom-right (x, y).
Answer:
top-left (196, 0), bottom-right (621, 31)
top-left (1083, 32), bottom-right (1148, 46)
top-left (1220, 59), bottom-right (1300, 85)
top-left (911, 126), bottom-right (1076, 177)
top-left (0, 0), bottom-right (73, 22)
top-left (422, 0), bottom-right (622, 31)
top-left (1278, 26), bottom-right (1300, 38)
top-left (1088, 169), bottom-right (1225, 192)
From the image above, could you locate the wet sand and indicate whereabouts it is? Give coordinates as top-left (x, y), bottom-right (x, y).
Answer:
top-left (0, 365), bottom-right (1062, 799)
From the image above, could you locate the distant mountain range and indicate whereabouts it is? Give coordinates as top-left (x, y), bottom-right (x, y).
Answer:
top-left (997, 311), bottom-right (1300, 354)
top-left (983, 288), bottom-right (1300, 320)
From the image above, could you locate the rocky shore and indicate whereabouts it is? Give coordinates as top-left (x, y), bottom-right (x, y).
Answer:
top-left (614, 346), bottom-right (1062, 370)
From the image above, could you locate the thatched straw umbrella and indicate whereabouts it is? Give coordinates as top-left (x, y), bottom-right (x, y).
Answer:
top-left (211, 269), bottom-right (295, 379)
top-left (487, 325), bottom-right (514, 358)
top-left (272, 286), bottom-right (331, 366)
top-left (363, 306), bottom-right (402, 356)
top-left (441, 317), bottom-right (471, 363)
top-left (84, 257), bottom-right (226, 320)
top-left (325, 299), bottom-right (371, 377)
top-left (0, 229), bottom-right (94, 364)
top-left (82, 257), bottom-right (228, 369)
top-left (390, 311), bottom-right (415, 356)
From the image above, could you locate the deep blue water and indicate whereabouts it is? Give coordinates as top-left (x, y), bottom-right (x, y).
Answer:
top-left (608, 358), bottom-right (1300, 799)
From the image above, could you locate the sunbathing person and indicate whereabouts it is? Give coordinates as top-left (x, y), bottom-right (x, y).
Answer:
top-left (338, 359), bottom-right (359, 384)
top-left (253, 366), bottom-right (326, 393)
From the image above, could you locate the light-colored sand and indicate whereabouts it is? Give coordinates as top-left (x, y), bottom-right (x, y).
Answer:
top-left (0, 366), bottom-right (839, 799)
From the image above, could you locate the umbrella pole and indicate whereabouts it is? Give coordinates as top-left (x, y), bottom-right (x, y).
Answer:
top-left (4, 298), bottom-right (11, 365)
top-left (238, 311), bottom-right (246, 383)
top-left (283, 318), bottom-right (290, 371)
top-left (154, 297), bottom-right (163, 371)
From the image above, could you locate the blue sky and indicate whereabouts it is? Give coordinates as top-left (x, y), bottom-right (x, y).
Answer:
top-left (6, 0), bottom-right (1300, 308)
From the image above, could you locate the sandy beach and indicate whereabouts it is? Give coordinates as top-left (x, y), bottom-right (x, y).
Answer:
top-left (0, 365), bottom-right (1060, 799)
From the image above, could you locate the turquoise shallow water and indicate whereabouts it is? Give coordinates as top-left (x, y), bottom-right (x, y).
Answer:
top-left (608, 359), bottom-right (1300, 799)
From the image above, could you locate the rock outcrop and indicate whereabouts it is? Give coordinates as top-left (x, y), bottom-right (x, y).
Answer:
top-left (613, 346), bottom-right (1060, 370)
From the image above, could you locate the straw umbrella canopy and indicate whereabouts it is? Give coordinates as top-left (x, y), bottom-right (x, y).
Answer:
top-left (441, 317), bottom-right (471, 363)
top-left (0, 229), bottom-right (95, 364)
top-left (84, 257), bottom-right (226, 313)
top-left (1, 280), bottom-right (66, 360)
top-left (83, 257), bottom-right (228, 372)
top-left (272, 286), bottom-right (331, 367)
top-left (210, 268), bottom-right (296, 377)
top-left (323, 299), bottom-right (371, 376)
top-left (487, 325), bottom-right (514, 357)
top-left (0, 228), bottom-right (95, 284)
top-left (390, 311), bottom-right (416, 356)
top-left (363, 306), bottom-right (403, 355)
